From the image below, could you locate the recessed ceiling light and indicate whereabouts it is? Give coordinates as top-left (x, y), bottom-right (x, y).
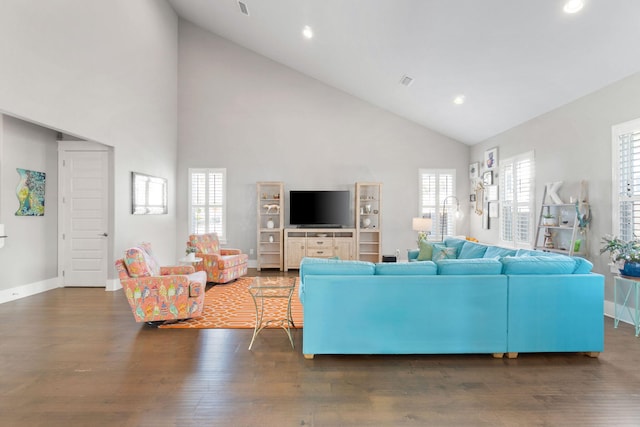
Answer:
top-left (453, 95), bottom-right (465, 105)
top-left (302, 25), bottom-right (313, 39)
top-left (563, 0), bottom-right (584, 14)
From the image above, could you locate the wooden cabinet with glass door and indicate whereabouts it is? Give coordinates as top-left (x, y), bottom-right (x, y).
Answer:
top-left (257, 182), bottom-right (284, 271)
top-left (355, 182), bottom-right (382, 262)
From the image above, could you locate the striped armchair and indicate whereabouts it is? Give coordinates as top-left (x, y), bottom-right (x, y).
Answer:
top-left (115, 243), bottom-right (206, 323)
top-left (188, 233), bottom-right (248, 284)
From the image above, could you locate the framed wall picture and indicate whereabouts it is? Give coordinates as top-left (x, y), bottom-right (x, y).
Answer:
top-left (483, 170), bottom-right (493, 186)
top-left (131, 172), bottom-right (168, 214)
top-left (484, 147), bottom-right (498, 170)
top-left (488, 201), bottom-right (499, 218)
top-left (485, 185), bottom-right (498, 201)
top-left (469, 162), bottom-right (479, 180)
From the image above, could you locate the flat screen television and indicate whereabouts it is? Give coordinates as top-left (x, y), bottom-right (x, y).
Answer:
top-left (289, 190), bottom-right (351, 227)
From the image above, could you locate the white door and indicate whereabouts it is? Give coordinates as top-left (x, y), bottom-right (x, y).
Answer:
top-left (60, 148), bottom-right (109, 286)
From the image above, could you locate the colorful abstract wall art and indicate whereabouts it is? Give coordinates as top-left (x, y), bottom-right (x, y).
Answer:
top-left (15, 168), bottom-right (46, 216)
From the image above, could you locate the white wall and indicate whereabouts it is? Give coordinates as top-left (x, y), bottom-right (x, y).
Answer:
top-left (176, 20), bottom-right (470, 259)
top-left (470, 71), bottom-right (640, 302)
top-left (0, 116), bottom-right (58, 288)
top-left (0, 0), bottom-right (179, 288)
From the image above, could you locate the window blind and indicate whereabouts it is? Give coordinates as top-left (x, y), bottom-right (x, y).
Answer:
top-left (500, 152), bottom-right (534, 246)
top-left (419, 169), bottom-right (455, 239)
top-left (617, 129), bottom-right (640, 240)
top-left (189, 168), bottom-right (226, 241)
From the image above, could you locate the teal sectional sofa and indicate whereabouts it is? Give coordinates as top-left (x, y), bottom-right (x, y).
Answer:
top-left (298, 238), bottom-right (604, 359)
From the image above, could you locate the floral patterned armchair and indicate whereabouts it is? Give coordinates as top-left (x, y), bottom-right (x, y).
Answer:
top-left (115, 243), bottom-right (206, 323)
top-left (188, 233), bottom-right (248, 284)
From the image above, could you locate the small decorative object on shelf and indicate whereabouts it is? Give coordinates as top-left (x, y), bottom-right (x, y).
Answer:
top-left (600, 235), bottom-right (640, 277)
top-left (267, 218), bottom-right (275, 229)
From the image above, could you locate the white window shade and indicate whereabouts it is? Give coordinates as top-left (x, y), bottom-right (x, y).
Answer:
top-left (616, 127), bottom-right (640, 240)
top-left (419, 169), bottom-right (455, 239)
top-left (500, 152), bottom-right (534, 246)
top-left (189, 168), bottom-right (226, 242)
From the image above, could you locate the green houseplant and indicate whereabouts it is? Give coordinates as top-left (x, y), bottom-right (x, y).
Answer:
top-left (600, 235), bottom-right (640, 276)
top-left (185, 245), bottom-right (197, 261)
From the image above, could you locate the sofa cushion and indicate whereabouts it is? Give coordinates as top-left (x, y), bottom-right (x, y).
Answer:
top-left (457, 241), bottom-right (488, 259)
top-left (123, 247), bottom-right (153, 278)
top-left (138, 242), bottom-right (160, 276)
top-left (436, 258), bottom-right (503, 275)
top-left (444, 237), bottom-right (467, 254)
top-left (299, 257), bottom-right (375, 283)
top-left (573, 257), bottom-right (594, 274)
top-left (432, 244), bottom-right (457, 261)
top-left (217, 254), bottom-right (249, 269)
top-left (502, 255), bottom-right (576, 274)
top-left (416, 240), bottom-right (434, 261)
top-left (375, 261), bottom-right (437, 275)
top-left (515, 248), bottom-right (560, 257)
top-left (483, 246), bottom-right (517, 259)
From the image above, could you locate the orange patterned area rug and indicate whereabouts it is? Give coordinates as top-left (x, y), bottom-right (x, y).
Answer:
top-left (159, 276), bottom-right (303, 329)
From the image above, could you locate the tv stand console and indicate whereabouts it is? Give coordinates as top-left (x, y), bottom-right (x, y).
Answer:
top-left (284, 228), bottom-right (356, 271)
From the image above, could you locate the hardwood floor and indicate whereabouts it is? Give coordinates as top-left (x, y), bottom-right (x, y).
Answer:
top-left (1, 270), bottom-right (640, 426)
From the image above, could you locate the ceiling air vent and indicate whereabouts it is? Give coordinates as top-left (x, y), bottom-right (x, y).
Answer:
top-left (238, 1), bottom-right (250, 16)
top-left (399, 75), bottom-right (414, 87)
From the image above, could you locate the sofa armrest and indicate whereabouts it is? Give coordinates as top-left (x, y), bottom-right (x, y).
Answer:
top-left (221, 248), bottom-right (242, 255)
top-left (161, 265), bottom-right (195, 275)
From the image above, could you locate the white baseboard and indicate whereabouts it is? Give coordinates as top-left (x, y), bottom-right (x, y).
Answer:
top-left (106, 279), bottom-right (121, 292)
top-left (0, 278), bottom-right (60, 304)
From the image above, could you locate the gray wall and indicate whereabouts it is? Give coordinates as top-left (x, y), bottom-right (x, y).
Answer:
top-left (470, 71), bottom-right (640, 302)
top-left (176, 20), bottom-right (470, 259)
top-left (0, 116), bottom-right (58, 287)
top-left (0, 0), bottom-right (179, 290)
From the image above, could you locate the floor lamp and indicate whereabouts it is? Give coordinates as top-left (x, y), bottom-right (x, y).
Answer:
top-left (441, 196), bottom-right (462, 241)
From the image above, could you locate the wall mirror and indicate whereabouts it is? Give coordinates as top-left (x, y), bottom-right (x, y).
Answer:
top-left (131, 172), bottom-right (167, 214)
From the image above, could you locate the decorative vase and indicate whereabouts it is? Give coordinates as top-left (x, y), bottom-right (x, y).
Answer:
top-left (267, 218), bottom-right (274, 229)
top-left (621, 261), bottom-right (640, 277)
top-left (187, 252), bottom-right (196, 261)
top-left (362, 218), bottom-right (371, 228)
top-left (269, 234), bottom-right (274, 243)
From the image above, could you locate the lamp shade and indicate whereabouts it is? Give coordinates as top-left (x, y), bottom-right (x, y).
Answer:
top-left (412, 217), bottom-right (433, 232)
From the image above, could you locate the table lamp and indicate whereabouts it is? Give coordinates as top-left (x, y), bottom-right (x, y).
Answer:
top-left (412, 217), bottom-right (433, 242)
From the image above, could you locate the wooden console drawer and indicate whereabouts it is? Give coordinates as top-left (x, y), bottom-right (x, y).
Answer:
top-left (308, 239), bottom-right (332, 248)
top-left (307, 248), bottom-right (333, 257)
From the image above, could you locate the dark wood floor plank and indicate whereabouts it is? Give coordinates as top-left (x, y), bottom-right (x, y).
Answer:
top-left (1, 270), bottom-right (640, 426)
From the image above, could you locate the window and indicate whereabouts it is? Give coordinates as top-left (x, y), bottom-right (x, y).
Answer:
top-left (188, 168), bottom-right (227, 243)
top-left (499, 152), bottom-right (534, 247)
top-left (613, 118), bottom-right (640, 240)
top-left (419, 169), bottom-right (456, 239)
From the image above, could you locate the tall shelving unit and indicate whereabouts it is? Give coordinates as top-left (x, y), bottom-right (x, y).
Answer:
top-left (256, 182), bottom-right (284, 271)
top-left (355, 182), bottom-right (382, 263)
top-left (534, 187), bottom-right (588, 256)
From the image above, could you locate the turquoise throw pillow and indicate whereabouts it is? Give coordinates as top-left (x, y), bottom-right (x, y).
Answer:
top-left (417, 240), bottom-right (434, 261)
top-left (458, 241), bottom-right (488, 259)
top-left (432, 244), bottom-right (457, 261)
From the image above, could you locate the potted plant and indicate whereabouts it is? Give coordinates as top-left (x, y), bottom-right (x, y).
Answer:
top-left (542, 212), bottom-right (556, 226)
top-left (185, 245), bottom-right (197, 261)
top-left (600, 235), bottom-right (640, 277)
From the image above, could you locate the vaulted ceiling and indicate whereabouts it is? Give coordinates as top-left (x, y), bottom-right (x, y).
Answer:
top-left (168, 0), bottom-right (640, 144)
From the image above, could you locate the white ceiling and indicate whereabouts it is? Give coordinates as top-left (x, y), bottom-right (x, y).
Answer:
top-left (168, 0), bottom-right (640, 145)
